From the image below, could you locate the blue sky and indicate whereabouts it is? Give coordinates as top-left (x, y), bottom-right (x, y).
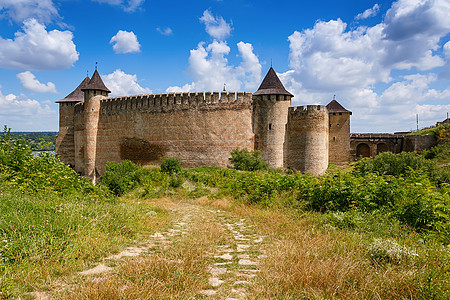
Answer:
top-left (0, 0), bottom-right (449, 132)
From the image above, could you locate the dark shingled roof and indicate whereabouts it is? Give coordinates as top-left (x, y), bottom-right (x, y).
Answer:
top-left (326, 99), bottom-right (352, 114)
top-left (254, 67), bottom-right (293, 97)
top-left (55, 76), bottom-right (90, 103)
top-left (81, 70), bottom-right (111, 93)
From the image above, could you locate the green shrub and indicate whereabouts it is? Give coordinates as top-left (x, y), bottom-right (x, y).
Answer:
top-left (0, 126), bottom-right (95, 195)
top-left (229, 148), bottom-right (268, 171)
top-left (168, 175), bottom-right (183, 188)
top-left (160, 157), bottom-right (182, 175)
top-left (422, 146), bottom-right (441, 159)
top-left (355, 152), bottom-right (435, 176)
top-left (100, 160), bottom-right (141, 196)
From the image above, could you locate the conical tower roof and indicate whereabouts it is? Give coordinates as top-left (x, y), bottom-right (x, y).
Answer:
top-left (81, 69), bottom-right (111, 93)
top-left (326, 99), bottom-right (352, 114)
top-left (55, 76), bottom-right (90, 103)
top-left (254, 67), bottom-right (293, 97)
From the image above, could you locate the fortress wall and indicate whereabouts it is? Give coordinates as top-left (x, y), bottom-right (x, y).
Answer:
top-left (55, 102), bottom-right (76, 167)
top-left (285, 105), bottom-right (329, 175)
top-left (93, 91), bottom-right (254, 175)
top-left (328, 112), bottom-right (351, 164)
top-left (403, 134), bottom-right (436, 153)
top-left (73, 102), bottom-right (85, 174)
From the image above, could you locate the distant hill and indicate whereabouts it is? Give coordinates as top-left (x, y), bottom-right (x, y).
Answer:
top-left (0, 131), bottom-right (57, 151)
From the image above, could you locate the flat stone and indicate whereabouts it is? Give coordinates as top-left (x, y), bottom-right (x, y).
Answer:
top-left (234, 280), bottom-right (251, 286)
top-left (237, 254), bottom-right (249, 259)
top-left (215, 262), bottom-right (232, 266)
top-left (258, 254), bottom-right (268, 259)
top-left (200, 290), bottom-right (217, 296)
top-left (237, 244), bottom-right (250, 252)
top-left (208, 267), bottom-right (228, 275)
top-left (209, 277), bottom-right (224, 287)
top-left (238, 259), bottom-right (257, 266)
top-left (79, 264), bottom-right (112, 275)
top-left (215, 253), bottom-right (233, 260)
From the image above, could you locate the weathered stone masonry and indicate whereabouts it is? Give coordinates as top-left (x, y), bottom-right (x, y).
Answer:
top-left (56, 67), bottom-right (353, 181)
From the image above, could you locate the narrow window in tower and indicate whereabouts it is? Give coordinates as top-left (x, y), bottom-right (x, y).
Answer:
top-left (268, 123), bottom-right (272, 130)
top-left (333, 137), bottom-right (336, 141)
top-left (339, 112), bottom-right (342, 115)
top-left (337, 124), bottom-right (340, 127)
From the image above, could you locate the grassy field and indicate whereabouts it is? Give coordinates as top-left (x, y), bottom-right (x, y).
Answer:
top-left (1, 127), bottom-right (449, 299)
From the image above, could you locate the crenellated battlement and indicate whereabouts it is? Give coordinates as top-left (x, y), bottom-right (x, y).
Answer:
top-left (289, 105), bottom-right (328, 115)
top-left (98, 91), bottom-right (253, 114)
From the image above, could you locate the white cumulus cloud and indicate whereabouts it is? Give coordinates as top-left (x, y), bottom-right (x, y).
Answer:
top-left (0, 19), bottom-right (79, 70)
top-left (17, 71), bottom-right (57, 93)
top-left (110, 30), bottom-right (141, 54)
top-left (200, 9), bottom-right (232, 40)
top-left (166, 40), bottom-right (261, 93)
top-left (0, 0), bottom-right (60, 24)
top-left (167, 10), bottom-right (260, 93)
top-left (102, 69), bottom-right (151, 96)
top-left (283, 0), bottom-right (450, 132)
top-left (355, 4), bottom-right (380, 20)
top-left (92, 0), bottom-right (145, 12)
top-left (157, 27), bottom-right (173, 36)
top-left (0, 89), bottom-right (56, 131)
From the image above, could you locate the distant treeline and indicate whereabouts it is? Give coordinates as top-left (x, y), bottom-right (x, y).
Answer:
top-left (0, 131), bottom-right (57, 151)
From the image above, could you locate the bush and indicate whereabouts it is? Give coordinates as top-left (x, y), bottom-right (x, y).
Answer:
top-left (229, 148), bottom-right (268, 171)
top-left (100, 160), bottom-right (141, 196)
top-left (355, 152), bottom-right (435, 177)
top-left (422, 146), bottom-right (441, 159)
top-left (160, 158), bottom-right (182, 175)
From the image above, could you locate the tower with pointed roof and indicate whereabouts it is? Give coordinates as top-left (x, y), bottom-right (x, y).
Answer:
top-left (55, 75), bottom-right (90, 168)
top-left (326, 98), bottom-right (352, 164)
top-left (252, 67), bottom-right (293, 168)
top-left (80, 69), bottom-right (111, 183)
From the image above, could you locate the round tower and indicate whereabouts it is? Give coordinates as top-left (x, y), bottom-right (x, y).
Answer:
top-left (80, 69), bottom-right (110, 183)
top-left (252, 67), bottom-right (293, 168)
top-left (285, 105), bottom-right (329, 175)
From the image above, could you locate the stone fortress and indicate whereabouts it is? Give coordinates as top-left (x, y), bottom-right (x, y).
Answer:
top-left (56, 66), bottom-right (384, 182)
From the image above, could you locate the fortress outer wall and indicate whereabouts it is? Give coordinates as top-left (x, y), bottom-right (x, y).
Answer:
top-left (55, 102), bottom-right (76, 167)
top-left (80, 91), bottom-right (254, 176)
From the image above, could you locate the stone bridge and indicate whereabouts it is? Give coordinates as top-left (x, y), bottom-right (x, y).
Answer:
top-left (350, 133), bottom-right (406, 160)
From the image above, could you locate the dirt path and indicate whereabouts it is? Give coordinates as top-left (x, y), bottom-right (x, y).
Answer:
top-left (38, 199), bottom-right (267, 299)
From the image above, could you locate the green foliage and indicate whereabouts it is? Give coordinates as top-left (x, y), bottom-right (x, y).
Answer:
top-left (168, 175), bottom-right (183, 188)
top-left (422, 146), bottom-right (441, 159)
top-left (412, 123), bottom-right (450, 137)
top-left (160, 157), bottom-right (182, 175)
top-left (0, 126), bottom-right (94, 195)
top-left (184, 165), bottom-right (450, 242)
top-left (100, 160), bottom-right (141, 196)
top-left (229, 148), bottom-right (268, 171)
top-left (356, 151), bottom-right (435, 176)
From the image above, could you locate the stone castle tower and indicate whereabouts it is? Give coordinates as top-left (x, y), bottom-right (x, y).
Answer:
top-left (252, 67), bottom-right (293, 169)
top-left (327, 99), bottom-right (352, 164)
top-left (56, 67), bottom-right (351, 181)
top-left (80, 69), bottom-right (110, 182)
